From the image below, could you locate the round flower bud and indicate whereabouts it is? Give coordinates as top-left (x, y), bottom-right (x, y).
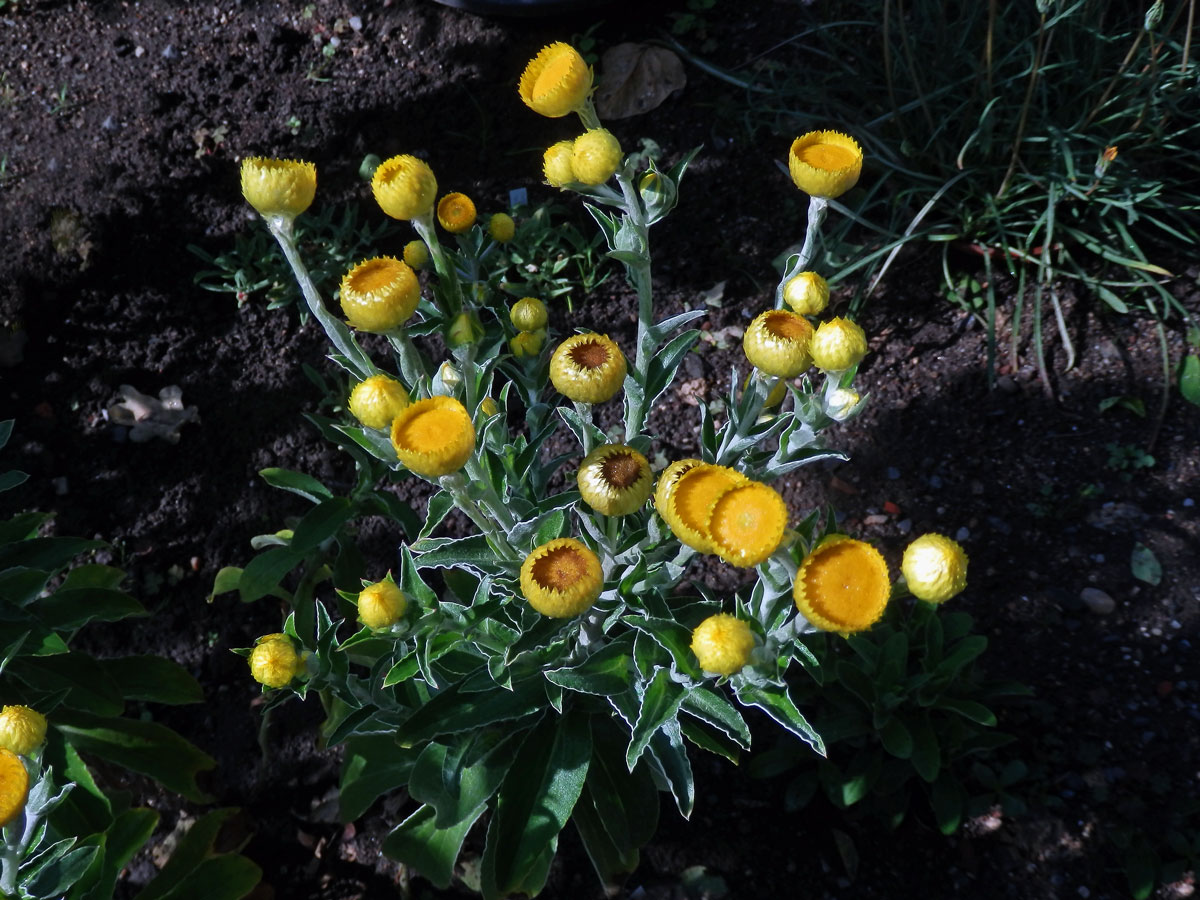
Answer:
top-left (520, 538), bottom-right (604, 618)
top-left (357, 579), bottom-right (407, 629)
top-left (402, 240), bottom-right (430, 270)
top-left (437, 192), bottom-right (477, 234)
top-left (0, 706), bottom-right (47, 757)
top-left (488, 212), bottom-right (516, 243)
top-left (339, 257), bottom-right (420, 333)
top-left (348, 374), bottom-right (411, 430)
top-left (901, 534), bottom-right (969, 604)
top-left (706, 481), bottom-right (788, 568)
top-left (825, 387), bottom-right (861, 422)
top-left (743, 309), bottom-right (814, 378)
top-left (372, 154), bottom-right (438, 221)
top-left (448, 311), bottom-right (483, 347)
top-left (390, 396), bottom-right (476, 478)
top-left (691, 614), bottom-right (756, 676)
top-left (794, 536), bottom-right (891, 634)
top-left (0, 749), bottom-right (29, 829)
top-left (577, 444), bottom-right (653, 517)
top-left (809, 317), bottom-right (868, 372)
top-left (788, 130), bottom-right (864, 199)
top-left (782, 271), bottom-right (830, 316)
top-left (572, 129), bottom-right (623, 186)
top-left (240, 157), bottom-right (316, 220)
top-left (543, 140), bottom-right (577, 187)
top-left (249, 634), bottom-right (304, 689)
top-left (510, 330), bottom-right (545, 358)
top-left (518, 42), bottom-right (593, 118)
top-left (549, 333), bottom-right (626, 404)
top-left (510, 297), bottom-right (548, 332)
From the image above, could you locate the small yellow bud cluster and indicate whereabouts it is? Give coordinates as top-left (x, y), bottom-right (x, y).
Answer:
top-left (0, 706), bottom-right (47, 757)
top-left (508, 297), bottom-right (548, 359)
top-left (357, 578), bottom-right (408, 629)
top-left (543, 130), bottom-right (623, 188)
top-left (248, 634), bottom-right (306, 689)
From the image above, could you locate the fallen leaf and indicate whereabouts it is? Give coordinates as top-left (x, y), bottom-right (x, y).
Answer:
top-left (595, 43), bottom-right (686, 119)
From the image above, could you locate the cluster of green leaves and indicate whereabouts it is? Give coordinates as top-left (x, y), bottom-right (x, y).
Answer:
top-left (0, 421), bottom-right (260, 900)
top-left (750, 600), bottom-right (1031, 834)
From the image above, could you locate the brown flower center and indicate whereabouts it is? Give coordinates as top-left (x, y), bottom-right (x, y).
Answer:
top-left (569, 340), bottom-right (610, 370)
top-left (764, 310), bottom-right (809, 342)
top-left (531, 546), bottom-right (588, 591)
top-left (600, 452), bottom-right (643, 489)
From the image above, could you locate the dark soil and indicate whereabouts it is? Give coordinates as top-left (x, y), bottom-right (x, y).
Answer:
top-left (3, 2), bottom-right (1198, 899)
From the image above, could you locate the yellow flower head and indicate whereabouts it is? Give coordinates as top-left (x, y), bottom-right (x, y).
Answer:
top-left (662, 463), bottom-right (748, 554)
top-left (249, 633), bottom-right (304, 689)
top-left (357, 579), bottom-right (408, 629)
top-left (390, 396), bottom-right (476, 478)
top-left (437, 192), bottom-right (477, 233)
top-left (240, 157), bottom-right (317, 220)
top-left (572, 129), bottom-right (623, 186)
top-left (543, 140), bottom-right (578, 188)
top-left (549, 333), bottom-right (627, 404)
top-left (0, 749), bottom-right (29, 829)
top-left (510, 296), bottom-right (549, 332)
top-left (510, 330), bottom-right (546, 358)
top-left (348, 374), bottom-right (411, 430)
top-left (788, 131), bottom-right (863, 199)
top-left (520, 537), bottom-right (604, 618)
top-left (706, 481), bottom-right (788, 567)
top-left (691, 613), bottom-right (756, 676)
top-left (0, 706), bottom-right (47, 757)
top-left (783, 271), bottom-right (830, 316)
top-left (402, 239), bottom-right (430, 270)
top-left (743, 309), bottom-right (814, 378)
top-left (901, 533), bottom-right (968, 604)
top-left (519, 42), bottom-right (593, 118)
top-left (794, 536), bottom-right (891, 634)
top-left (653, 458), bottom-right (703, 515)
top-left (488, 212), bottom-right (516, 243)
top-left (372, 154), bottom-right (438, 221)
top-left (577, 444), bottom-right (653, 517)
top-left (810, 316), bottom-right (868, 372)
top-left (339, 257), bottom-right (421, 333)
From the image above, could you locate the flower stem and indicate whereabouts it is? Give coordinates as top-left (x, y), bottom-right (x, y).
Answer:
top-left (442, 472), bottom-right (519, 561)
top-left (412, 213), bottom-right (464, 318)
top-left (574, 402), bottom-right (596, 455)
top-left (387, 331), bottom-right (429, 389)
top-left (612, 167), bottom-right (655, 439)
top-left (775, 196), bottom-right (828, 309)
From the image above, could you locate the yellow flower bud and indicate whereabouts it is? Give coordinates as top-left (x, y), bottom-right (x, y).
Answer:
top-left (809, 317), bottom-right (868, 372)
top-left (403, 239), bottom-right (430, 270)
top-left (249, 634), bottom-right (304, 689)
top-left (572, 129), bottom-right (622, 186)
top-left (825, 387), bottom-right (860, 421)
top-left (0, 749), bottom-right (29, 829)
top-left (357, 579), bottom-right (407, 629)
top-left (348, 374), bottom-right (411, 430)
top-left (240, 157), bottom-right (316, 220)
top-left (577, 444), bottom-right (653, 517)
top-left (510, 330), bottom-right (546, 358)
top-left (372, 154), bottom-right (437, 221)
top-left (448, 312), bottom-right (483, 347)
top-left (520, 538), bottom-right (603, 618)
top-left (743, 309), bottom-right (814, 378)
top-left (788, 131), bottom-right (863, 199)
top-left (479, 397), bottom-right (500, 418)
top-left (437, 192), bottom-right (477, 234)
top-left (510, 296), bottom-right (548, 332)
top-left (549, 333), bottom-right (626, 404)
top-left (518, 42), bottom-right (593, 118)
top-left (901, 534), bottom-right (968, 604)
top-left (339, 257), bottom-right (421, 333)
top-left (488, 213), bottom-right (516, 243)
top-left (0, 706), bottom-right (47, 757)
top-left (691, 614), bottom-right (755, 676)
top-left (782, 271), bottom-right (830, 316)
top-left (543, 140), bottom-right (577, 188)
top-left (390, 396), bottom-right (476, 478)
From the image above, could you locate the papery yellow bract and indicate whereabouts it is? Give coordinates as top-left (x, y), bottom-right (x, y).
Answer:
top-left (488, 212), bottom-right (516, 243)
top-left (0, 749), bottom-right (29, 828)
top-left (520, 537), bottom-right (604, 618)
top-left (793, 536), bottom-right (891, 634)
top-left (743, 309), bottom-right (814, 378)
top-left (519, 42), bottom-right (593, 118)
top-left (390, 396), bottom-right (476, 478)
top-left (572, 129), bottom-right (622, 185)
top-left (691, 613), bottom-right (756, 676)
top-left (783, 271), bottom-right (830, 316)
top-left (510, 330), bottom-right (546, 358)
top-left (510, 296), bottom-right (548, 332)
top-left (348, 374), bottom-right (411, 430)
top-left (788, 131), bottom-right (863, 199)
top-left (437, 192), bottom-right (477, 234)
top-left (249, 634), bottom-right (304, 689)
top-left (577, 444), bottom-right (653, 517)
top-left (706, 481), bottom-right (788, 567)
top-left (402, 240), bottom-right (430, 270)
top-left (339, 257), bottom-right (421, 333)
top-left (357, 579), bottom-right (407, 629)
top-left (549, 333), bottom-right (626, 404)
top-left (240, 157), bottom-right (316, 219)
top-left (662, 463), bottom-right (748, 555)
top-left (810, 317), bottom-right (868, 372)
top-left (543, 140), bottom-right (577, 188)
top-left (902, 533), bottom-right (969, 603)
top-left (372, 154), bottom-right (438, 221)
top-left (0, 706), bottom-right (47, 757)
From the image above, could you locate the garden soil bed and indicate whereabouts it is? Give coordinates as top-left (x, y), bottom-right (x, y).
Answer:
top-left (3, 2), bottom-right (1199, 899)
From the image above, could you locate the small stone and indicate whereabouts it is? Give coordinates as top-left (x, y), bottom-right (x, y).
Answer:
top-left (955, 526), bottom-right (970, 542)
top-left (161, 43), bottom-right (178, 59)
top-left (1183, 498), bottom-right (1195, 508)
top-left (897, 518), bottom-right (913, 535)
top-left (134, 45), bottom-right (145, 57)
top-left (886, 466), bottom-right (901, 480)
top-left (1078, 888), bottom-right (1090, 899)
top-left (51, 476), bottom-right (68, 495)
top-left (101, 115), bottom-right (116, 130)
top-left (996, 375), bottom-right (1018, 393)
top-left (928, 474), bottom-right (943, 488)
top-left (349, 15), bottom-right (363, 30)
top-left (1081, 587), bottom-right (1116, 615)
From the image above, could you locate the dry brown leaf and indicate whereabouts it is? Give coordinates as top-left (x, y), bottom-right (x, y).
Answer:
top-left (595, 43), bottom-right (686, 120)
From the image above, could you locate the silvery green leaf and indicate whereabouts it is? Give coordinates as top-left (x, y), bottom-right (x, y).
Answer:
top-left (648, 307), bottom-right (707, 344)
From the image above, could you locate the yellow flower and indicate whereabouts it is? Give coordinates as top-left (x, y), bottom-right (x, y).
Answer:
top-left (437, 192), bottom-right (477, 233)
top-left (510, 330), bottom-right (546, 358)
top-left (348, 374), bottom-right (410, 430)
top-left (510, 296), bottom-right (548, 332)
top-left (743, 309), bottom-right (814, 378)
top-left (577, 444), bottom-right (653, 516)
top-left (691, 613), bottom-right (756, 676)
top-left (390, 396), bottom-right (475, 478)
top-left (793, 536), bottom-right (891, 634)
top-left (782, 271), bottom-right (830, 316)
top-left (0, 749), bottom-right (29, 829)
top-left (520, 537), bottom-right (603, 618)
top-left (357, 579), bottom-right (407, 629)
top-left (662, 464), bottom-right (748, 554)
top-left (706, 481), bottom-right (788, 567)
top-left (249, 633), bottom-right (304, 689)
top-left (488, 212), bottom-right (516, 243)
top-left (0, 706), bottom-right (47, 757)
top-left (339, 257), bottom-right (421, 333)
top-left (809, 317), bottom-right (868, 372)
top-left (549, 333), bottom-right (626, 404)
top-left (519, 42), bottom-right (593, 118)
top-left (901, 534), bottom-right (968, 604)
top-left (372, 154), bottom-right (438, 221)
top-left (572, 129), bottom-right (623, 186)
top-left (403, 239), bottom-right (430, 270)
top-left (788, 131), bottom-right (863, 199)
top-left (543, 140), bottom-right (577, 188)
top-left (653, 458), bottom-right (703, 516)
top-left (240, 157), bottom-right (316, 219)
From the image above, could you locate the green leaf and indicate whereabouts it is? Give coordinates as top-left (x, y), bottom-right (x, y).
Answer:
top-left (134, 809), bottom-right (253, 900)
top-left (397, 677), bottom-right (545, 745)
top-left (622, 615), bottom-right (702, 680)
top-left (410, 534), bottom-right (510, 574)
top-left (644, 329), bottom-right (702, 409)
top-left (258, 467), bottom-right (334, 504)
top-left (383, 803), bottom-right (483, 890)
top-left (1131, 542), bottom-right (1162, 585)
top-left (207, 566), bottom-right (243, 602)
top-left (290, 497), bottom-right (355, 552)
top-left (35, 588), bottom-right (146, 630)
top-left (43, 736), bottom-right (112, 837)
top-left (100, 656), bottom-right (204, 705)
top-left (641, 719), bottom-right (693, 818)
top-left (879, 716), bottom-right (913, 759)
top-left (626, 667), bottom-right (686, 770)
top-left (9, 653), bottom-right (125, 716)
top-left (572, 783), bottom-right (639, 886)
top-left (0, 538), bottom-right (102, 574)
top-left (935, 697), bottom-right (997, 726)
top-left (59, 564), bottom-right (126, 592)
top-left (237, 546), bottom-right (303, 605)
top-left (930, 772), bottom-right (965, 835)
top-left (339, 735), bottom-right (416, 822)
top-left (545, 639), bottom-right (634, 697)
top-left (909, 714), bottom-right (942, 783)
top-left (734, 682), bottom-right (825, 756)
top-left (934, 635), bottom-right (987, 681)
top-left (409, 737), bottom-right (512, 829)
top-left (72, 808), bottom-right (159, 900)
top-left (418, 490), bottom-right (455, 540)
top-left (139, 854), bottom-right (261, 900)
top-left (1180, 354), bottom-right (1200, 407)
top-left (0, 470), bottom-right (28, 492)
top-left (24, 844), bottom-right (100, 900)
top-left (0, 567), bottom-right (51, 607)
top-left (587, 719), bottom-right (660, 852)
top-left (0, 511), bottom-right (52, 544)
